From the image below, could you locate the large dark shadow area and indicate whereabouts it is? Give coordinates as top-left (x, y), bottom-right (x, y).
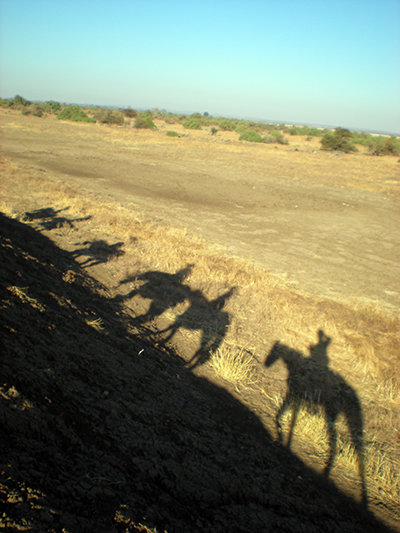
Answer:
top-left (0, 212), bottom-right (393, 532)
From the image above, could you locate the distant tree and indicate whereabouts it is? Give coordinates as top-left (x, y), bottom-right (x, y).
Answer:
top-left (320, 128), bottom-right (358, 153)
top-left (43, 100), bottom-right (61, 113)
top-left (123, 107), bottom-right (137, 118)
top-left (14, 94), bottom-right (30, 106)
top-left (370, 136), bottom-right (400, 156)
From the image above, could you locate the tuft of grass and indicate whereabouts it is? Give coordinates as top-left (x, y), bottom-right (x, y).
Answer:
top-left (166, 130), bottom-right (179, 137)
top-left (207, 345), bottom-right (256, 389)
top-left (86, 317), bottom-right (105, 331)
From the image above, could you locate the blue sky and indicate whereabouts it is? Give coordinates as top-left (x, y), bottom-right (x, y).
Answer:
top-left (1, 0), bottom-right (399, 133)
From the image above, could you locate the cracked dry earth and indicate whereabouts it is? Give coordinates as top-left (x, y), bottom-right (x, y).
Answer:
top-left (0, 212), bottom-right (395, 531)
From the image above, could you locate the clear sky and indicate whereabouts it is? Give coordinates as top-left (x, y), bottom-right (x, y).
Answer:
top-left (1, 0), bottom-right (399, 133)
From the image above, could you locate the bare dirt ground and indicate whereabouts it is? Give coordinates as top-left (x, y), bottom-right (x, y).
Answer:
top-left (1, 111), bottom-right (399, 532)
top-left (1, 111), bottom-right (399, 312)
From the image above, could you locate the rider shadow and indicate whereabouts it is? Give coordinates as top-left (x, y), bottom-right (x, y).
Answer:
top-left (265, 330), bottom-right (367, 506)
top-left (116, 265), bottom-right (235, 369)
top-left (116, 265), bottom-right (195, 322)
top-left (71, 240), bottom-right (125, 267)
top-left (159, 287), bottom-right (236, 369)
top-left (24, 207), bottom-right (91, 230)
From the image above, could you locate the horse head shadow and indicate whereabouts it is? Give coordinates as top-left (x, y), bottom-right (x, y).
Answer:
top-left (265, 330), bottom-right (367, 506)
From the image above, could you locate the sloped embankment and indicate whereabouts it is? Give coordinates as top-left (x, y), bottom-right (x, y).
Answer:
top-left (0, 213), bottom-right (393, 532)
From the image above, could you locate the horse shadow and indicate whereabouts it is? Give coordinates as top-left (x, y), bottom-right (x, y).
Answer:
top-left (159, 287), bottom-right (236, 369)
top-left (24, 207), bottom-right (91, 230)
top-left (71, 239), bottom-right (125, 267)
top-left (116, 265), bottom-right (235, 369)
top-left (116, 265), bottom-right (195, 323)
top-left (265, 330), bottom-right (367, 506)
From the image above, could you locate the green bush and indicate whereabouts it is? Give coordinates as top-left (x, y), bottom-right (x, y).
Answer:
top-left (235, 124), bottom-right (246, 133)
top-left (210, 127), bottom-right (218, 136)
top-left (57, 105), bottom-right (95, 123)
top-left (166, 130), bottom-right (179, 137)
top-left (182, 118), bottom-right (202, 130)
top-left (122, 107), bottom-right (137, 118)
top-left (93, 108), bottom-right (124, 125)
top-left (31, 104), bottom-right (44, 117)
top-left (239, 130), bottom-right (263, 143)
top-left (370, 136), bottom-right (400, 156)
top-left (134, 116), bottom-right (156, 129)
top-left (216, 119), bottom-right (238, 131)
top-left (139, 110), bottom-right (153, 119)
top-left (43, 101), bottom-right (61, 114)
top-left (270, 130), bottom-right (289, 145)
top-left (320, 128), bottom-right (358, 153)
top-left (14, 94), bottom-right (31, 107)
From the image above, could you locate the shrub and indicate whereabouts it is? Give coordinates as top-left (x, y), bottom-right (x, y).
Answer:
top-left (182, 118), bottom-right (202, 130)
top-left (31, 104), bottom-right (44, 117)
top-left (211, 127), bottom-right (218, 136)
top-left (239, 130), bottom-right (263, 143)
top-left (320, 128), bottom-right (358, 153)
top-left (370, 136), bottom-right (400, 156)
top-left (122, 107), bottom-right (137, 118)
top-left (134, 116), bottom-right (156, 129)
top-left (166, 130), bottom-right (179, 137)
top-left (93, 108), bottom-right (124, 125)
top-left (14, 94), bottom-right (30, 107)
top-left (43, 101), bottom-right (61, 114)
top-left (217, 119), bottom-right (237, 131)
top-left (270, 130), bottom-right (289, 145)
top-left (57, 105), bottom-right (95, 123)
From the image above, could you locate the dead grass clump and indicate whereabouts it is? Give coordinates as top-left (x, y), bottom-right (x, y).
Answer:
top-left (207, 345), bottom-right (257, 389)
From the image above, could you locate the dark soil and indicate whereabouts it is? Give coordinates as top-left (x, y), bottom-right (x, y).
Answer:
top-left (1, 212), bottom-right (395, 532)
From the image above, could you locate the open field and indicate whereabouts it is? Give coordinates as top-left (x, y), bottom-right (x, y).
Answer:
top-left (1, 109), bottom-right (400, 531)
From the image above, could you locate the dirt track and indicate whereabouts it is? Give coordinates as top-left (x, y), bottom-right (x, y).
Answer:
top-left (1, 112), bottom-right (399, 312)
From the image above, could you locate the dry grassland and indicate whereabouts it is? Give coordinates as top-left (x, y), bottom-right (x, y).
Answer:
top-left (1, 110), bottom-right (400, 525)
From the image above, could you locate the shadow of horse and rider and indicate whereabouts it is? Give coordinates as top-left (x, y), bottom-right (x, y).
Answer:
top-left (116, 265), bottom-right (235, 368)
top-left (265, 330), bottom-right (367, 505)
top-left (117, 264), bottom-right (367, 504)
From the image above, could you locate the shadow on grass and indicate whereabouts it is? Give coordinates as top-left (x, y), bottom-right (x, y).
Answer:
top-left (117, 268), bottom-right (235, 369)
top-left (0, 211), bottom-right (393, 532)
top-left (24, 207), bottom-right (91, 230)
top-left (265, 333), bottom-right (366, 505)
